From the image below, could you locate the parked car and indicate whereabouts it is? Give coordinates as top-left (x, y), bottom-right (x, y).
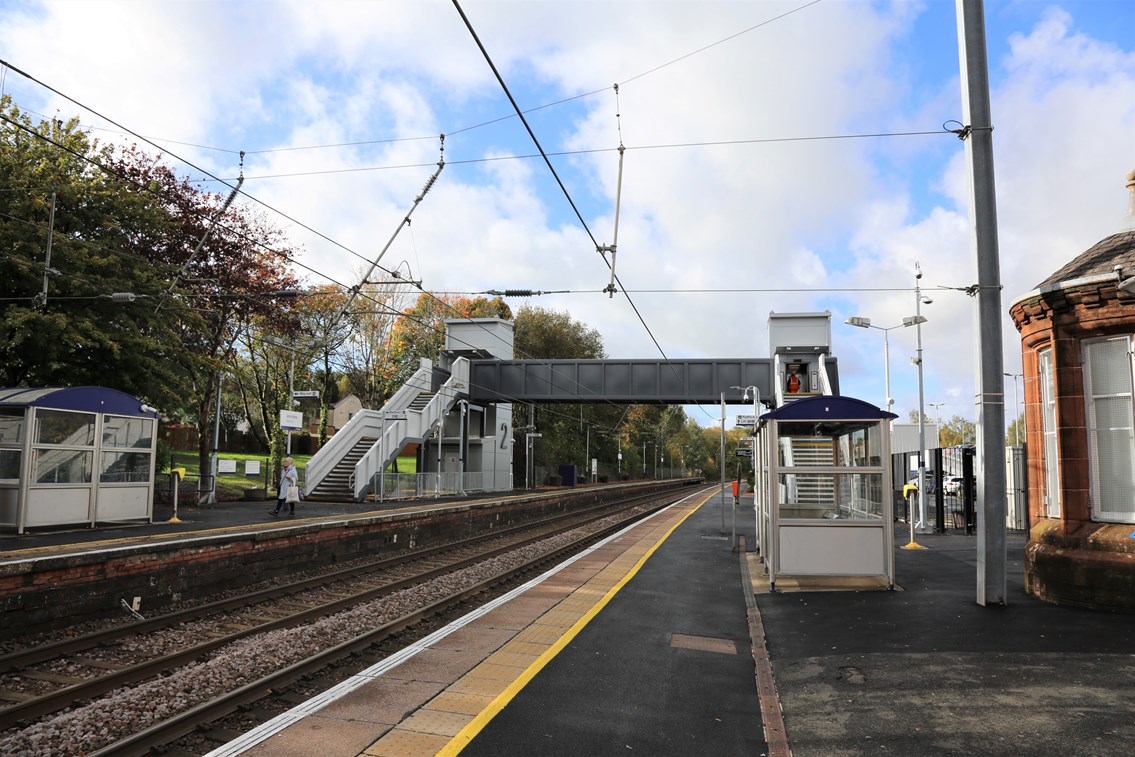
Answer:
top-left (944, 476), bottom-right (964, 495)
top-left (902, 471), bottom-right (937, 499)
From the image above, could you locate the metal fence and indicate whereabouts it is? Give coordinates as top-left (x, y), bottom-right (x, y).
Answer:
top-left (153, 473), bottom-right (215, 506)
top-left (376, 471), bottom-right (487, 501)
top-left (891, 445), bottom-right (1028, 533)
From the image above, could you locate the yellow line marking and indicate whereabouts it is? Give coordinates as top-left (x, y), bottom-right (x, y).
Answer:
top-left (435, 487), bottom-right (715, 756)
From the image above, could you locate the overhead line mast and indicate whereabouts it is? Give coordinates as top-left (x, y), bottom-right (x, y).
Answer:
top-left (600, 84), bottom-right (625, 298)
top-left (331, 135), bottom-right (445, 331)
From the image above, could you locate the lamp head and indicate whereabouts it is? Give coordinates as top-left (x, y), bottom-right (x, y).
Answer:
top-left (846, 316), bottom-right (871, 328)
top-left (902, 315), bottom-right (927, 327)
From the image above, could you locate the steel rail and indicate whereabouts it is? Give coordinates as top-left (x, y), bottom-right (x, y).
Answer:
top-left (88, 490), bottom-right (691, 757)
top-left (0, 488), bottom-right (684, 730)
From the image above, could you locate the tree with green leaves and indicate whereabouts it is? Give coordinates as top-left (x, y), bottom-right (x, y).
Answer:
top-left (383, 292), bottom-right (511, 396)
top-left (1, 98), bottom-right (302, 477)
top-left (0, 97), bottom-right (186, 405)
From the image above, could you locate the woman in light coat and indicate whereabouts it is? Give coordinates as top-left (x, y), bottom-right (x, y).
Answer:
top-left (271, 457), bottom-right (299, 517)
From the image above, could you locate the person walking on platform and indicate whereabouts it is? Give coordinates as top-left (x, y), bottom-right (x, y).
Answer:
top-left (271, 457), bottom-right (299, 518)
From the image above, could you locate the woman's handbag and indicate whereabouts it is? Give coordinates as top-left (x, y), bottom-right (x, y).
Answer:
top-left (286, 484), bottom-right (300, 503)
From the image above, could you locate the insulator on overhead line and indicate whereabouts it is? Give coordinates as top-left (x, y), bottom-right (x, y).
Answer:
top-left (109, 292), bottom-right (137, 303)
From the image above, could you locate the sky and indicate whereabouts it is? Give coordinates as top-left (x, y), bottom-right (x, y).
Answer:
top-left (1, 0), bottom-right (1133, 432)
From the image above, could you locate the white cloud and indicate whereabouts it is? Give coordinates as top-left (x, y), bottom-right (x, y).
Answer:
top-left (2, 0), bottom-right (1132, 429)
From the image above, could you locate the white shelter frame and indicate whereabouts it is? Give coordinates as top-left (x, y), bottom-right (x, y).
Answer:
top-left (754, 395), bottom-right (897, 591)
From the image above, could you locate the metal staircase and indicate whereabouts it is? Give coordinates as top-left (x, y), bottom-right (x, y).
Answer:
top-left (352, 358), bottom-right (470, 501)
top-left (304, 437), bottom-right (377, 501)
top-left (301, 356), bottom-right (474, 502)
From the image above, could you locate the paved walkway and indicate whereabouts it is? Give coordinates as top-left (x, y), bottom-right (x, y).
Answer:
top-left (756, 530), bottom-right (1135, 756)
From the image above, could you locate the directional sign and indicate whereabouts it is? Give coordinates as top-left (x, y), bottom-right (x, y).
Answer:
top-left (292, 390), bottom-right (320, 398)
top-left (736, 414), bottom-right (756, 426)
top-left (384, 410), bottom-right (408, 421)
top-left (741, 436), bottom-right (756, 442)
top-left (736, 448), bottom-right (753, 457)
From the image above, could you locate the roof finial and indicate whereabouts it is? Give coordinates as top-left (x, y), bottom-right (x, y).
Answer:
top-left (1125, 169), bottom-right (1135, 231)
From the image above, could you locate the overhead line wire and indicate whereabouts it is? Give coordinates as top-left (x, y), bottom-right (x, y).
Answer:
top-left (452, 1), bottom-right (721, 422)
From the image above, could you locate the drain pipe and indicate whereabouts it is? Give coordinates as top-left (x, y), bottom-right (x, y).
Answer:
top-left (458, 400), bottom-right (468, 495)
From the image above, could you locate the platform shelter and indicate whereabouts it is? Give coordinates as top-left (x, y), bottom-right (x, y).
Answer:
top-left (754, 395), bottom-right (897, 591)
top-left (0, 387), bottom-right (159, 533)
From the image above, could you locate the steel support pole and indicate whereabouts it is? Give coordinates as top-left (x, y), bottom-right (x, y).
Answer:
top-left (915, 279), bottom-right (929, 534)
top-left (720, 392), bottom-right (726, 533)
top-left (957, 0), bottom-right (1007, 605)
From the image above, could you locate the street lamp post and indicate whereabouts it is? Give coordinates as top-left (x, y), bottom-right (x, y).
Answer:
top-left (1004, 372), bottom-right (1022, 445)
top-left (846, 271), bottom-right (931, 543)
top-left (929, 402), bottom-right (946, 446)
top-left (729, 385), bottom-right (760, 551)
top-left (844, 318), bottom-right (906, 411)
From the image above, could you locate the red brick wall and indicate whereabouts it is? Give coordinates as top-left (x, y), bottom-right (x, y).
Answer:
top-left (1011, 279), bottom-right (1135, 610)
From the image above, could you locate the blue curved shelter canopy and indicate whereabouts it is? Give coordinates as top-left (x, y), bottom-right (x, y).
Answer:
top-left (0, 386), bottom-right (158, 418)
top-left (760, 395), bottom-right (897, 421)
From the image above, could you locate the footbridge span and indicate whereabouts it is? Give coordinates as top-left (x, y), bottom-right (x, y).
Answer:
top-left (303, 312), bottom-right (838, 502)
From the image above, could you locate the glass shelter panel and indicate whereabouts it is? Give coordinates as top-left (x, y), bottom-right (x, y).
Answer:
top-left (100, 451), bottom-right (152, 483)
top-left (0, 408), bottom-right (23, 445)
top-left (35, 449), bottom-right (93, 484)
top-left (777, 472), bottom-right (884, 520)
top-left (0, 408), bottom-right (23, 482)
top-left (777, 421), bottom-right (883, 467)
top-left (102, 416), bottom-right (154, 449)
top-left (35, 410), bottom-right (95, 447)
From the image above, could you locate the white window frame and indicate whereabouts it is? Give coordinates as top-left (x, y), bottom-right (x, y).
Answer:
top-left (1081, 336), bottom-right (1135, 523)
top-left (1039, 348), bottom-right (1061, 519)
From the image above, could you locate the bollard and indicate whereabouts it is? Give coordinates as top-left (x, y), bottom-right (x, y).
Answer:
top-left (168, 472), bottom-right (182, 524)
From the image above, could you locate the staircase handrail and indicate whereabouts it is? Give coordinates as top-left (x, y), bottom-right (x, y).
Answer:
top-left (818, 353), bottom-right (835, 396)
top-left (304, 360), bottom-right (434, 495)
top-left (353, 358), bottom-right (470, 501)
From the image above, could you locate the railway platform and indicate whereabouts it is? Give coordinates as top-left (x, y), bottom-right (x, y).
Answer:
top-left (5, 484), bottom-right (1135, 756)
top-left (209, 488), bottom-right (1135, 757)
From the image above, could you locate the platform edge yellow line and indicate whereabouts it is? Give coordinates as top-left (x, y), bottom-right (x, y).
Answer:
top-left (435, 487), bottom-right (715, 757)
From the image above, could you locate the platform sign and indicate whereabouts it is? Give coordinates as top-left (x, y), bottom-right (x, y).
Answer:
top-left (217, 459), bottom-right (237, 474)
top-left (280, 410), bottom-right (303, 431)
top-left (292, 390), bottom-right (320, 398)
top-left (736, 414), bottom-right (756, 426)
top-left (736, 448), bottom-right (753, 457)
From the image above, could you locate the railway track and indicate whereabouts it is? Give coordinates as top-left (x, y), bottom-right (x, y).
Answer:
top-left (0, 487), bottom-right (694, 756)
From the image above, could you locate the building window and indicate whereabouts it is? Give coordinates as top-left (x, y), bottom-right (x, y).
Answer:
top-left (1082, 337), bottom-right (1135, 523)
top-left (1039, 348), bottom-right (1060, 518)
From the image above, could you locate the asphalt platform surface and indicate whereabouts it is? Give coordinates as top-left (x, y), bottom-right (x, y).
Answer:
top-left (759, 527), bottom-right (1135, 756)
top-left (3, 491), bottom-right (1134, 756)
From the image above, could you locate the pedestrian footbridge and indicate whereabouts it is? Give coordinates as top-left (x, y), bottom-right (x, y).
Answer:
top-left (304, 312), bottom-right (840, 502)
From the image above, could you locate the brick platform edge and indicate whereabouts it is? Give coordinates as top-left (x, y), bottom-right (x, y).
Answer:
top-left (1026, 519), bottom-right (1135, 613)
top-left (0, 480), bottom-right (699, 636)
